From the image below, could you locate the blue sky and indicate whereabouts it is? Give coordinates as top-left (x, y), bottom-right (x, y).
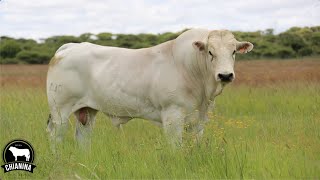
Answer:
top-left (1, 0), bottom-right (319, 39)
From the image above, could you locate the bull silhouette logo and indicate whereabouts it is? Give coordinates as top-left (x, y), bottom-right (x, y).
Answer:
top-left (1, 140), bottom-right (36, 173)
top-left (8, 146), bottom-right (30, 161)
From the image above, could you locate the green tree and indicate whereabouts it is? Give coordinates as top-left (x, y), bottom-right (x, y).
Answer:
top-left (97, 33), bottom-right (113, 41)
top-left (44, 36), bottom-right (81, 49)
top-left (94, 33), bottom-right (115, 46)
top-left (1, 26), bottom-right (320, 64)
top-left (79, 33), bottom-right (94, 42)
top-left (157, 32), bottom-right (179, 43)
top-left (0, 40), bottom-right (22, 58)
top-left (116, 34), bottom-right (142, 48)
top-left (278, 32), bottom-right (306, 52)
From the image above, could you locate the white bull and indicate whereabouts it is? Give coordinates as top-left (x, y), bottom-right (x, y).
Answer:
top-left (8, 146), bottom-right (30, 161)
top-left (46, 29), bottom-right (253, 147)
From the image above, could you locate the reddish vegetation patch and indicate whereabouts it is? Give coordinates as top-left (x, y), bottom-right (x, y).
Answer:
top-left (0, 58), bottom-right (319, 88)
top-left (234, 59), bottom-right (320, 86)
top-left (0, 65), bottom-right (48, 88)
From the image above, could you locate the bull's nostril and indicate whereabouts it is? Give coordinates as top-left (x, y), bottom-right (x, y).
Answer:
top-left (218, 73), bottom-right (234, 82)
top-left (229, 73), bottom-right (234, 79)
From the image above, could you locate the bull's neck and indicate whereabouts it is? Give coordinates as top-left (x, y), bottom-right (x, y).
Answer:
top-left (177, 53), bottom-right (216, 107)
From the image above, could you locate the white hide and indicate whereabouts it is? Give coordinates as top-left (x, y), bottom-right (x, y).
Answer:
top-left (46, 28), bottom-right (253, 146)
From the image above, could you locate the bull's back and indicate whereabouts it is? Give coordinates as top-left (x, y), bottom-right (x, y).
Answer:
top-left (47, 41), bottom-right (185, 119)
top-left (47, 42), bottom-right (159, 117)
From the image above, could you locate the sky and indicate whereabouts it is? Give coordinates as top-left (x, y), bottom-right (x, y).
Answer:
top-left (1, 0), bottom-right (320, 40)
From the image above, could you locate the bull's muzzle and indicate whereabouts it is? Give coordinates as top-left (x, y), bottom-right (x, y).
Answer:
top-left (218, 73), bottom-right (234, 83)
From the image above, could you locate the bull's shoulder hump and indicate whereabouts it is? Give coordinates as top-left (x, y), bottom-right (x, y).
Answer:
top-left (177, 28), bottom-right (210, 41)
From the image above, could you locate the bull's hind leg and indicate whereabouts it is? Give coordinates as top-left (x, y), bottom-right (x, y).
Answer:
top-left (74, 107), bottom-right (98, 149)
top-left (46, 105), bottom-right (72, 151)
top-left (26, 154), bottom-right (30, 161)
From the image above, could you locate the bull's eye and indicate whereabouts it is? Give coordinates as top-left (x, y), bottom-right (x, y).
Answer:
top-left (208, 51), bottom-right (215, 61)
top-left (233, 50), bottom-right (236, 55)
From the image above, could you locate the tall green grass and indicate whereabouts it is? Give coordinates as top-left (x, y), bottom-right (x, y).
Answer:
top-left (0, 84), bottom-right (319, 179)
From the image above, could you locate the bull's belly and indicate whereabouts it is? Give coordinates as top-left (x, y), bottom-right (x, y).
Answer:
top-left (89, 67), bottom-right (163, 121)
top-left (93, 93), bottom-right (161, 122)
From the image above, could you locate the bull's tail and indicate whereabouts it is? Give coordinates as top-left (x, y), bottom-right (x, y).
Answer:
top-left (46, 114), bottom-right (53, 133)
top-left (47, 114), bottom-right (52, 125)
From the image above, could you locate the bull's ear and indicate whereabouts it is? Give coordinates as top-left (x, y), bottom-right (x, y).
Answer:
top-left (192, 41), bottom-right (206, 51)
top-left (236, 41), bottom-right (254, 54)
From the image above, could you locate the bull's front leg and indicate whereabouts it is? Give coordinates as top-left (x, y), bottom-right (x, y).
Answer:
top-left (198, 100), bottom-right (215, 138)
top-left (161, 106), bottom-right (185, 147)
top-left (187, 100), bottom-right (215, 144)
top-left (185, 114), bottom-right (205, 144)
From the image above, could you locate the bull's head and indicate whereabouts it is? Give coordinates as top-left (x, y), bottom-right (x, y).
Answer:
top-left (192, 30), bottom-right (253, 84)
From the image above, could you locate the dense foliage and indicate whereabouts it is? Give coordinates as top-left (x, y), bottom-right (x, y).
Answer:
top-left (0, 26), bottom-right (319, 64)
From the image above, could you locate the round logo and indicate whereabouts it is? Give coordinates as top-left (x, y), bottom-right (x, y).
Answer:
top-left (3, 140), bottom-right (34, 163)
top-left (1, 139), bottom-right (36, 173)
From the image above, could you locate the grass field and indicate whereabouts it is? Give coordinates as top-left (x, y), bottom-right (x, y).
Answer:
top-left (0, 59), bottom-right (320, 179)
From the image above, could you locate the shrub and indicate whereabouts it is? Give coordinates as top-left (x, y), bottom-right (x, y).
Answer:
top-left (16, 50), bottom-right (51, 64)
top-left (0, 58), bottom-right (20, 64)
top-left (298, 47), bottom-right (313, 56)
top-left (274, 46), bottom-right (295, 58)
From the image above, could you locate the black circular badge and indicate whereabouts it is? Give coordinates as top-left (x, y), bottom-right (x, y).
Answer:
top-left (3, 140), bottom-right (34, 163)
top-left (1, 139), bottom-right (36, 173)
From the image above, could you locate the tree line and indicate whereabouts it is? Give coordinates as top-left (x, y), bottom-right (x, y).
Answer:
top-left (0, 26), bottom-right (319, 64)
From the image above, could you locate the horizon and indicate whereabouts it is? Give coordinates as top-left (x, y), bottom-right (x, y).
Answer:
top-left (1, 0), bottom-right (320, 40)
top-left (1, 25), bottom-right (318, 41)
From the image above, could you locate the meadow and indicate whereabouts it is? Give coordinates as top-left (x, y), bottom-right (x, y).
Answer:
top-left (0, 58), bottom-right (320, 179)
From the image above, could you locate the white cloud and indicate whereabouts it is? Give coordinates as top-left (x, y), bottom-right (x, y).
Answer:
top-left (0, 0), bottom-right (319, 39)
